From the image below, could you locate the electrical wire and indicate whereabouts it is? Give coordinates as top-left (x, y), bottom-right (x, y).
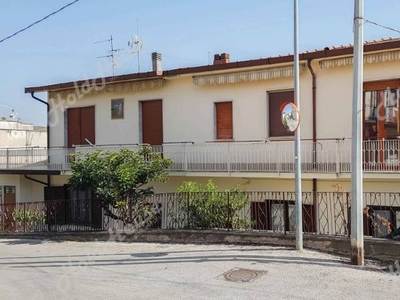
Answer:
top-left (364, 18), bottom-right (400, 35)
top-left (0, 0), bottom-right (80, 44)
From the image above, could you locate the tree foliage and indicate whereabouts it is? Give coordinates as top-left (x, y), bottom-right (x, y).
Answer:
top-left (175, 180), bottom-right (249, 229)
top-left (68, 147), bottom-right (172, 226)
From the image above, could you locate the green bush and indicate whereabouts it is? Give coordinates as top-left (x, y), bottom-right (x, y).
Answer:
top-left (12, 208), bottom-right (45, 230)
top-left (175, 180), bottom-right (250, 230)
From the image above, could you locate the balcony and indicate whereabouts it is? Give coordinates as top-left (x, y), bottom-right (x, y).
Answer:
top-left (0, 139), bottom-right (399, 175)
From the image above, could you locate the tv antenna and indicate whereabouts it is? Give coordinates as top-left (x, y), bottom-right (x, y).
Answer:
top-left (95, 35), bottom-right (123, 76)
top-left (0, 104), bottom-right (19, 121)
top-left (128, 18), bottom-right (143, 73)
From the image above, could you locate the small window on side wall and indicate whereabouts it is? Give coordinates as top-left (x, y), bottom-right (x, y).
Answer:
top-left (111, 99), bottom-right (124, 119)
top-left (268, 91), bottom-right (295, 137)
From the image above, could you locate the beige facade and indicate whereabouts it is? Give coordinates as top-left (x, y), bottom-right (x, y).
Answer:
top-left (2, 38), bottom-right (394, 200)
top-left (35, 46), bottom-right (400, 194)
top-left (47, 65), bottom-right (314, 147)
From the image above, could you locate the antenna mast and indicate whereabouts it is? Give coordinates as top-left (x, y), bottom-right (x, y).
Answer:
top-left (136, 18), bottom-right (140, 72)
top-left (96, 35), bottom-right (123, 76)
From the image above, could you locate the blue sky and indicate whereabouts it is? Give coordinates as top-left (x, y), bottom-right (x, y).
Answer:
top-left (1, 0), bottom-right (400, 125)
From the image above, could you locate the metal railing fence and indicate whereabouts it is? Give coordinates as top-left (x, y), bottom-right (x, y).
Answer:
top-left (1, 191), bottom-right (399, 238)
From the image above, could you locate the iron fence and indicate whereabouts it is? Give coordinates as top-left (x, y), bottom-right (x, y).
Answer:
top-left (0, 199), bottom-right (104, 233)
top-left (0, 192), bottom-right (399, 238)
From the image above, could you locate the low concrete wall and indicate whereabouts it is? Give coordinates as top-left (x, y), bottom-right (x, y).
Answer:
top-left (121, 230), bottom-right (400, 262)
top-left (1, 230), bottom-right (399, 262)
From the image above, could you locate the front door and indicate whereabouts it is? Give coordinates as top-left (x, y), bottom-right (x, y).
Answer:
top-left (140, 100), bottom-right (163, 145)
top-left (3, 186), bottom-right (16, 231)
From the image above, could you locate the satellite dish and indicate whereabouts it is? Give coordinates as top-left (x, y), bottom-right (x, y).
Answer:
top-left (129, 34), bottom-right (143, 54)
top-left (0, 104), bottom-right (19, 121)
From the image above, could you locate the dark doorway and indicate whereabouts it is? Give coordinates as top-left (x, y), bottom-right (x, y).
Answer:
top-left (44, 186), bottom-right (102, 229)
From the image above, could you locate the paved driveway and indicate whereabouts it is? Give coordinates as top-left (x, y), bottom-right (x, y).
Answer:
top-left (0, 238), bottom-right (398, 300)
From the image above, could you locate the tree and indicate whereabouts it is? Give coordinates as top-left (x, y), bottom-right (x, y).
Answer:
top-left (68, 146), bottom-right (172, 226)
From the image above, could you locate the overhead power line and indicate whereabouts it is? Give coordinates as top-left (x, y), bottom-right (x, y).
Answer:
top-left (364, 18), bottom-right (400, 35)
top-left (0, 0), bottom-right (80, 44)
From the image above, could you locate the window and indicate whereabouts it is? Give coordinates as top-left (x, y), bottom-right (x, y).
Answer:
top-left (365, 205), bottom-right (400, 237)
top-left (268, 91), bottom-right (294, 137)
top-left (250, 200), bottom-right (315, 232)
top-left (215, 101), bottom-right (233, 140)
top-left (363, 80), bottom-right (400, 166)
top-left (269, 201), bottom-right (315, 233)
top-left (4, 186), bottom-right (16, 194)
top-left (364, 81), bottom-right (399, 140)
top-left (111, 99), bottom-right (124, 119)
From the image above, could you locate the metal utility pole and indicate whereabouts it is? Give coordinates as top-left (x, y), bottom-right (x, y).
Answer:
top-left (351, 0), bottom-right (364, 266)
top-left (294, 0), bottom-right (303, 251)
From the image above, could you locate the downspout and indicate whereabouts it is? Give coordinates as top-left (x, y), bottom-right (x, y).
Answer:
top-left (24, 174), bottom-right (49, 186)
top-left (307, 59), bottom-right (317, 168)
top-left (307, 59), bottom-right (318, 232)
top-left (30, 92), bottom-right (51, 187)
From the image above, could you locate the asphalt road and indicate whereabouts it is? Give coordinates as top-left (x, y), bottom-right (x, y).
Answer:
top-left (0, 238), bottom-right (398, 300)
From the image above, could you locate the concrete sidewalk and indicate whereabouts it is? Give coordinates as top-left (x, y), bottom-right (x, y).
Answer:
top-left (0, 238), bottom-right (398, 300)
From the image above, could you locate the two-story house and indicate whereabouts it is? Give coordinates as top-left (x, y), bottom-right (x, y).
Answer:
top-left (2, 37), bottom-right (400, 234)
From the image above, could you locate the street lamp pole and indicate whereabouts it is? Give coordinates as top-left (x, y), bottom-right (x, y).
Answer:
top-left (294, 0), bottom-right (303, 251)
top-left (351, 0), bottom-right (364, 266)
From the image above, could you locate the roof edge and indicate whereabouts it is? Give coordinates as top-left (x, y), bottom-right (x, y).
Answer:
top-left (25, 71), bottom-right (161, 94)
top-left (25, 38), bottom-right (400, 93)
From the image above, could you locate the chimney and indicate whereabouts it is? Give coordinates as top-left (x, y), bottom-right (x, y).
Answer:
top-left (152, 52), bottom-right (162, 74)
top-left (213, 53), bottom-right (230, 65)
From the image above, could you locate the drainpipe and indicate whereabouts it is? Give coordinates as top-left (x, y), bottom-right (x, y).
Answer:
top-left (24, 174), bottom-right (49, 186)
top-left (307, 59), bottom-right (318, 231)
top-left (30, 92), bottom-right (51, 187)
top-left (307, 59), bottom-right (317, 167)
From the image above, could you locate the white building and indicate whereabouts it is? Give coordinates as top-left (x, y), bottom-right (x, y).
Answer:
top-left (0, 120), bottom-right (47, 205)
top-left (1, 38), bottom-right (400, 235)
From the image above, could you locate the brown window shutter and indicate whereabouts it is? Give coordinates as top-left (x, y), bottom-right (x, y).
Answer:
top-left (67, 107), bottom-right (81, 148)
top-left (80, 106), bottom-right (96, 145)
top-left (141, 100), bottom-right (163, 145)
top-left (67, 106), bottom-right (95, 147)
top-left (269, 91), bottom-right (295, 137)
top-left (216, 102), bottom-right (233, 139)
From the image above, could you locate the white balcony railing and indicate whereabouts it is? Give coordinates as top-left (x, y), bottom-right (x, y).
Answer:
top-left (0, 139), bottom-right (399, 173)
